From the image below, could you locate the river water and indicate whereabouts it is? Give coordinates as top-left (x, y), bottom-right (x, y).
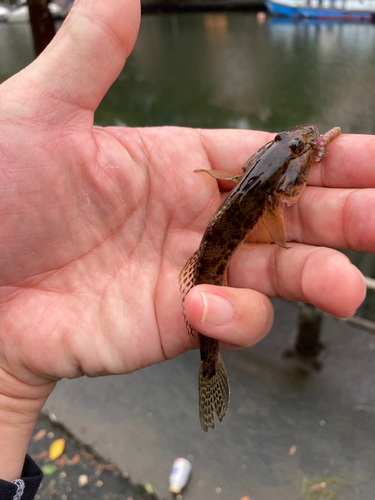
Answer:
top-left (1, 13), bottom-right (375, 317)
top-left (97, 13), bottom-right (375, 134)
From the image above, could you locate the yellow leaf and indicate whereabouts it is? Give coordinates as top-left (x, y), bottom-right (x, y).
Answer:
top-left (49, 438), bottom-right (66, 460)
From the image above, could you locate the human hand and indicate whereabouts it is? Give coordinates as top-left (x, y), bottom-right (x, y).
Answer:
top-left (0, 0), bottom-right (371, 479)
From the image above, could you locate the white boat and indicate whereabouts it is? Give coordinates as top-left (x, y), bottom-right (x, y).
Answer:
top-left (7, 2), bottom-right (63, 23)
top-left (0, 5), bottom-right (9, 21)
top-left (266, 0), bottom-right (375, 19)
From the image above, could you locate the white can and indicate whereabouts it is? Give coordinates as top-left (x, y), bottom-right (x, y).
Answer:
top-left (169, 458), bottom-right (192, 494)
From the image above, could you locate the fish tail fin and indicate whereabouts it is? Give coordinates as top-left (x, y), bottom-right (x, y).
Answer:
top-left (199, 353), bottom-right (230, 431)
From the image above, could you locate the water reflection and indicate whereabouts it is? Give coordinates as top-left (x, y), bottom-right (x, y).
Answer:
top-left (97, 14), bottom-right (375, 135)
top-left (1, 14), bottom-right (375, 134)
top-left (0, 23), bottom-right (33, 80)
top-left (267, 18), bottom-right (375, 134)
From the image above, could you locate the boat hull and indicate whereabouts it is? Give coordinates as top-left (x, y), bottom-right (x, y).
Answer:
top-left (265, 0), bottom-right (375, 19)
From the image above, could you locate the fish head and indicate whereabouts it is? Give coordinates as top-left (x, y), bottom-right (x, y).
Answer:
top-left (274, 124), bottom-right (320, 206)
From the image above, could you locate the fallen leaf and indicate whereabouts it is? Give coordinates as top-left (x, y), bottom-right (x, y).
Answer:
top-left (49, 438), bottom-right (66, 460)
top-left (41, 464), bottom-right (58, 475)
top-left (32, 429), bottom-right (47, 442)
top-left (145, 483), bottom-right (154, 494)
top-left (309, 481), bottom-right (327, 493)
top-left (289, 445), bottom-right (297, 456)
top-left (70, 454), bottom-right (80, 465)
top-left (56, 456), bottom-right (67, 468)
top-left (31, 450), bottom-right (48, 462)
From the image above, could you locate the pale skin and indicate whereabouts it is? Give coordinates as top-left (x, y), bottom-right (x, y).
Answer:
top-left (0, 0), bottom-right (373, 483)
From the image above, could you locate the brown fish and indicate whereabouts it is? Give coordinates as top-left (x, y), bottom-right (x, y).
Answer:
top-left (179, 125), bottom-right (341, 431)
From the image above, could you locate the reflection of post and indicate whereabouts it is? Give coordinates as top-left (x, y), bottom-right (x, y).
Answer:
top-left (284, 303), bottom-right (324, 370)
top-left (203, 14), bottom-right (229, 34)
top-left (27, 0), bottom-right (56, 57)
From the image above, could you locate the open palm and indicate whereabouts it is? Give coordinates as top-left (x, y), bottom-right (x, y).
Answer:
top-left (0, 0), bottom-right (369, 414)
top-left (0, 117), bottom-right (270, 384)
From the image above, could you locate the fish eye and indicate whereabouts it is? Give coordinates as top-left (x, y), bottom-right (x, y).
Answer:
top-left (290, 138), bottom-right (305, 155)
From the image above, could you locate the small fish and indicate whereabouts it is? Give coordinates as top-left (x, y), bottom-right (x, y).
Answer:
top-left (179, 125), bottom-right (341, 431)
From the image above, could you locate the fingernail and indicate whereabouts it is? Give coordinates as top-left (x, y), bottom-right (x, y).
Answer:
top-left (200, 291), bottom-right (235, 326)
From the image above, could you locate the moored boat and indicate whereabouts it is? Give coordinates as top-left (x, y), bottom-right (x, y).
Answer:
top-left (265, 0), bottom-right (375, 19)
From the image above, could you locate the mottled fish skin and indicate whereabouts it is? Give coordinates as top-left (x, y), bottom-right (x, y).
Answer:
top-left (179, 125), bottom-right (340, 432)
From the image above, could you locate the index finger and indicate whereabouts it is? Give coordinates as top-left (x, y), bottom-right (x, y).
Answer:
top-left (200, 129), bottom-right (375, 190)
top-left (198, 128), bottom-right (273, 191)
top-left (307, 133), bottom-right (375, 188)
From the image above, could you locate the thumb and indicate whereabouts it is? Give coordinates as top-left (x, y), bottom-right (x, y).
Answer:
top-left (184, 285), bottom-right (274, 349)
top-left (1, 0), bottom-right (140, 121)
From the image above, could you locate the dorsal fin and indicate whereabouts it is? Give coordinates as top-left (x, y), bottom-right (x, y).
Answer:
top-left (194, 169), bottom-right (243, 183)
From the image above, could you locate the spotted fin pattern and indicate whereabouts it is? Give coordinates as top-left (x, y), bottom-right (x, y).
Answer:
top-left (178, 249), bottom-right (200, 340)
top-left (199, 352), bottom-right (230, 431)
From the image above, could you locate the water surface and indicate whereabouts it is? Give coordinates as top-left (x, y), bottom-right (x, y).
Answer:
top-left (97, 14), bottom-right (375, 134)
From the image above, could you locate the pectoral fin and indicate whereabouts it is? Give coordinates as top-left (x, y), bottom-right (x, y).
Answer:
top-left (194, 169), bottom-right (243, 183)
top-left (242, 217), bottom-right (273, 248)
top-left (223, 272), bottom-right (228, 287)
top-left (242, 206), bottom-right (289, 249)
top-left (263, 205), bottom-right (289, 249)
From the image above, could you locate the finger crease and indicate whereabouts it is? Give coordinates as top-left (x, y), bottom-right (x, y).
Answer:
top-left (342, 190), bottom-right (356, 250)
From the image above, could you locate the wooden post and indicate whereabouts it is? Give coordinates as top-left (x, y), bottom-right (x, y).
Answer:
top-left (27, 0), bottom-right (56, 57)
top-left (284, 303), bottom-right (324, 370)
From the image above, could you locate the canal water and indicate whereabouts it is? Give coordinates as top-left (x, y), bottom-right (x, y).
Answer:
top-left (1, 13), bottom-right (375, 317)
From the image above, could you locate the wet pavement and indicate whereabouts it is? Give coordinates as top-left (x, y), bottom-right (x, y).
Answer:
top-left (29, 413), bottom-right (157, 500)
top-left (31, 299), bottom-right (375, 500)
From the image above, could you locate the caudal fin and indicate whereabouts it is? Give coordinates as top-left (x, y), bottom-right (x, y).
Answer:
top-left (199, 353), bottom-right (230, 431)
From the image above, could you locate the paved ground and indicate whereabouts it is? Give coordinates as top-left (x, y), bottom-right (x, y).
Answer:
top-left (30, 299), bottom-right (375, 500)
top-left (28, 414), bottom-right (157, 500)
